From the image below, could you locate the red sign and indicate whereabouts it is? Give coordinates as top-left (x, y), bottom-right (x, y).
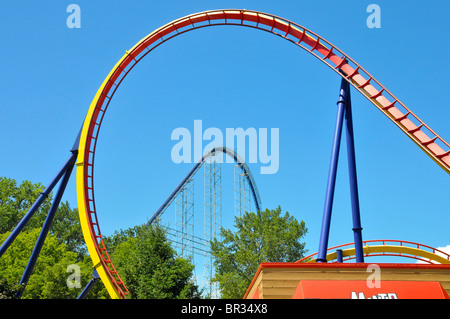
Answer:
top-left (292, 280), bottom-right (449, 299)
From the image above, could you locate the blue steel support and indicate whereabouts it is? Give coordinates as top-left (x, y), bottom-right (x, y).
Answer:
top-left (0, 127), bottom-right (81, 297)
top-left (336, 249), bottom-right (343, 263)
top-left (316, 81), bottom-right (347, 263)
top-left (343, 80), bottom-right (364, 263)
top-left (0, 152), bottom-right (77, 258)
top-left (0, 128), bottom-right (81, 259)
top-left (77, 269), bottom-right (100, 299)
top-left (317, 77), bottom-right (364, 263)
top-left (17, 151), bottom-right (77, 297)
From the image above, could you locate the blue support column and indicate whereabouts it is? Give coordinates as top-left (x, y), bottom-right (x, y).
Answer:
top-left (0, 128), bottom-right (81, 259)
top-left (0, 152), bottom-right (77, 258)
top-left (16, 151), bottom-right (77, 297)
top-left (0, 127), bottom-right (81, 298)
top-left (77, 269), bottom-right (100, 299)
top-left (316, 81), bottom-right (347, 263)
top-left (343, 80), bottom-right (364, 263)
top-left (317, 77), bottom-right (364, 263)
top-left (336, 249), bottom-right (343, 263)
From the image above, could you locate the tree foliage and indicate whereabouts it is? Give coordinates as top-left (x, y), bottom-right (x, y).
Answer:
top-left (0, 178), bottom-right (50, 233)
top-left (0, 229), bottom-right (104, 299)
top-left (0, 177), bottom-right (309, 300)
top-left (210, 206), bottom-right (308, 298)
top-left (0, 177), bottom-right (107, 298)
top-left (108, 224), bottom-right (202, 299)
top-left (0, 177), bottom-right (86, 259)
top-left (0, 176), bottom-right (201, 299)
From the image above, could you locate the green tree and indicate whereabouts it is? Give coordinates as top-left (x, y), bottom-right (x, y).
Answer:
top-left (0, 278), bottom-right (23, 299)
top-left (0, 177), bottom-right (108, 298)
top-left (0, 177), bottom-right (86, 259)
top-left (210, 206), bottom-right (308, 298)
top-left (0, 177), bottom-right (86, 260)
top-left (51, 202), bottom-right (86, 260)
top-left (0, 229), bottom-right (103, 299)
top-left (0, 177), bottom-right (50, 233)
top-left (109, 224), bottom-right (202, 299)
top-left (103, 225), bottom-right (141, 254)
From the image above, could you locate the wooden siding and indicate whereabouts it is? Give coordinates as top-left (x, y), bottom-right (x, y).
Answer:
top-left (244, 263), bottom-right (450, 299)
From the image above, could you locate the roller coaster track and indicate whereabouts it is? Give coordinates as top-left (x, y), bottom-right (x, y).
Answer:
top-left (76, 9), bottom-right (450, 299)
top-left (297, 239), bottom-right (450, 264)
top-left (146, 146), bottom-right (262, 225)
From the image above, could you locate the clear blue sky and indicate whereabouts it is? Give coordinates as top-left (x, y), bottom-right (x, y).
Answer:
top-left (1, 0), bottom-right (449, 264)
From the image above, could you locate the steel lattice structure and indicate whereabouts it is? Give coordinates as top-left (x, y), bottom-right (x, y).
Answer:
top-left (149, 147), bottom-right (262, 298)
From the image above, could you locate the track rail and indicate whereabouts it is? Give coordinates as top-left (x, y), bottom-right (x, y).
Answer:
top-left (76, 9), bottom-right (450, 299)
top-left (297, 239), bottom-right (450, 264)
